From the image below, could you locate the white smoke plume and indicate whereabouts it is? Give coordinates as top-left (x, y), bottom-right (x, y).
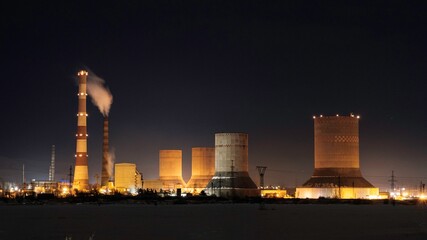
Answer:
top-left (106, 148), bottom-right (115, 181)
top-left (86, 70), bottom-right (113, 116)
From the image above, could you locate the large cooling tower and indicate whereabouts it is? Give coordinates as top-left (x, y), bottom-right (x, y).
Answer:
top-left (186, 147), bottom-right (215, 193)
top-left (159, 150), bottom-right (186, 189)
top-left (206, 133), bottom-right (259, 198)
top-left (297, 115), bottom-right (378, 199)
top-left (72, 70), bottom-right (89, 192)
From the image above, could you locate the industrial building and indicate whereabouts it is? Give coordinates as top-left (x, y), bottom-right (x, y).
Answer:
top-left (114, 163), bottom-right (143, 194)
top-left (29, 180), bottom-right (59, 196)
top-left (296, 114), bottom-right (379, 199)
top-left (186, 147), bottom-right (215, 194)
top-left (260, 189), bottom-right (288, 198)
top-left (142, 179), bottom-right (163, 191)
top-left (206, 133), bottom-right (259, 198)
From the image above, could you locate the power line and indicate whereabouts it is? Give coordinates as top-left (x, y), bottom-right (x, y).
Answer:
top-left (366, 175), bottom-right (427, 179)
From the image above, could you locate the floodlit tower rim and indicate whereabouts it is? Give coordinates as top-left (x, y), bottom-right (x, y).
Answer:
top-left (312, 114), bottom-right (361, 119)
top-left (78, 70), bottom-right (88, 76)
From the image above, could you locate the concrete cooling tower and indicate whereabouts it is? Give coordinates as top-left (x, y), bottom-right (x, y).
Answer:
top-left (206, 133), bottom-right (259, 198)
top-left (159, 150), bottom-right (186, 190)
top-left (296, 115), bottom-right (379, 199)
top-left (186, 147), bottom-right (215, 194)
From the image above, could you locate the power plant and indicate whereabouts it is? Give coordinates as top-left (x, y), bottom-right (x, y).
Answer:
top-left (46, 69), bottom-right (385, 199)
top-left (66, 72), bottom-right (380, 199)
top-left (296, 114), bottom-right (379, 198)
top-left (1, 66), bottom-right (401, 201)
top-left (186, 147), bottom-right (215, 193)
top-left (206, 133), bottom-right (259, 198)
top-left (72, 70), bottom-right (89, 192)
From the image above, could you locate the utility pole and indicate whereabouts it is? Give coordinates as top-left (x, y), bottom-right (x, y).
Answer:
top-left (95, 174), bottom-right (100, 189)
top-left (22, 164), bottom-right (25, 184)
top-left (256, 166), bottom-right (267, 188)
top-left (22, 164), bottom-right (26, 197)
top-left (352, 181), bottom-right (355, 199)
top-left (218, 173), bottom-right (222, 197)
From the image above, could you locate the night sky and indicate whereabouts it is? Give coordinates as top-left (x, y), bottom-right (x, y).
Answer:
top-left (1, 1), bottom-right (426, 190)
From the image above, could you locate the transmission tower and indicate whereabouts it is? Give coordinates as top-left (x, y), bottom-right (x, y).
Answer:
top-left (49, 145), bottom-right (55, 181)
top-left (388, 170), bottom-right (397, 192)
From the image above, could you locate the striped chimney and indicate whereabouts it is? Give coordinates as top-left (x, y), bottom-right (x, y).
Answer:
top-left (101, 116), bottom-right (109, 186)
top-left (72, 70), bottom-right (89, 191)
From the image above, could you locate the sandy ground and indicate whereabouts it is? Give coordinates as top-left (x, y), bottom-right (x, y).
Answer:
top-left (0, 203), bottom-right (426, 240)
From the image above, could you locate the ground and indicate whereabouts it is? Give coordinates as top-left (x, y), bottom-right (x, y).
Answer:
top-left (1, 203), bottom-right (426, 239)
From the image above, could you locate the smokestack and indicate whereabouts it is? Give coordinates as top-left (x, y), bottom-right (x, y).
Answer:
top-left (101, 116), bottom-right (109, 186)
top-left (72, 70), bottom-right (89, 192)
top-left (49, 145), bottom-right (55, 181)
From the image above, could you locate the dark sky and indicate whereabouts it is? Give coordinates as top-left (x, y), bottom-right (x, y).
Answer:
top-left (1, 1), bottom-right (426, 190)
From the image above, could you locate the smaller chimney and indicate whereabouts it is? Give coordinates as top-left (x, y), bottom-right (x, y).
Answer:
top-left (101, 116), bottom-right (109, 186)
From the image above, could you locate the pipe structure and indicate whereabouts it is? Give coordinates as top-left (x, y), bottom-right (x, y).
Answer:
top-left (101, 116), bottom-right (109, 186)
top-left (72, 70), bottom-right (89, 192)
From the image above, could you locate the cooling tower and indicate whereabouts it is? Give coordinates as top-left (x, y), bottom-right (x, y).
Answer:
top-left (159, 150), bottom-right (186, 189)
top-left (186, 147), bottom-right (215, 193)
top-left (296, 115), bottom-right (378, 199)
top-left (72, 70), bottom-right (89, 192)
top-left (101, 116), bottom-right (109, 186)
top-left (206, 133), bottom-right (259, 198)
